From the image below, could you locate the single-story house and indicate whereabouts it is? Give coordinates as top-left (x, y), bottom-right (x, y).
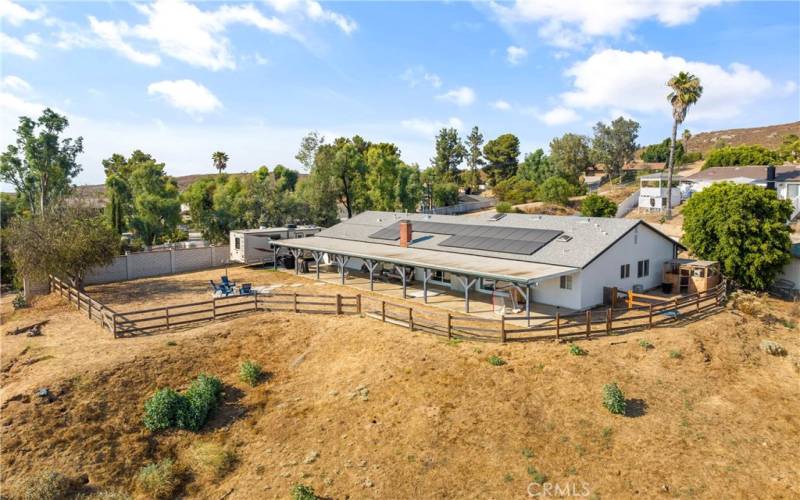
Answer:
top-left (272, 211), bottom-right (684, 315)
top-left (685, 165), bottom-right (800, 219)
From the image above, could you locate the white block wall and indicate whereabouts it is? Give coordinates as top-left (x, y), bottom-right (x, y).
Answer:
top-left (84, 245), bottom-right (230, 285)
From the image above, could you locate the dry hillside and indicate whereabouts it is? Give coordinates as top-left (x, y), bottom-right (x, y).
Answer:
top-left (1, 271), bottom-right (799, 499)
top-left (686, 121), bottom-right (800, 154)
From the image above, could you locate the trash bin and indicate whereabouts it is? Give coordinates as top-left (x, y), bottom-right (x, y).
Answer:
top-left (661, 282), bottom-right (673, 294)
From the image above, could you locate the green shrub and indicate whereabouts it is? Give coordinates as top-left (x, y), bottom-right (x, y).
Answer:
top-left (669, 350), bottom-right (683, 359)
top-left (580, 194), bottom-right (617, 218)
top-left (538, 177), bottom-right (576, 205)
top-left (703, 144), bottom-right (782, 169)
top-left (488, 355), bottom-right (506, 366)
top-left (638, 339), bottom-right (654, 350)
top-left (136, 459), bottom-right (179, 500)
top-left (143, 388), bottom-right (187, 432)
top-left (291, 484), bottom-right (318, 500)
top-left (12, 293), bottom-right (27, 309)
top-left (239, 360), bottom-right (263, 387)
top-left (602, 383), bottom-right (627, 415)
top-left (495, 202), bottom-right (513, 213)
top-left (527, 466), bottom-right (548, 484)
top-left (143, 374), bottom-right (223, 432)
top-left (17, 470), bottom-right (75, 500)
top-left (569, 344), bottom-right (587, 356)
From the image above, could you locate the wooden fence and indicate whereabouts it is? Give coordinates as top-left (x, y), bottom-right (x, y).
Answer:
top-left (50, 276), bottom-right (726, 342)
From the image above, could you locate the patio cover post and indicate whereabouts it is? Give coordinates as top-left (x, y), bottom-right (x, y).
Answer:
top-left (334, 255), bottom-right (350, 284)
top-left (526, 284), bottom-right (531, 327)
top-left (422, 269), bottom-right (432, 303)
top-left (290, 248), bottom-right (303, 275)
top-left (364, 259), bottom-right (379, 291)
top-left (456, 275), bottom-right (477, 313)
top-left (311, 251), bottom-right (323, 280)
top-left (397, 265), bottom-right (408, 299)
top-left (272, 247), bottom-right (279, 270)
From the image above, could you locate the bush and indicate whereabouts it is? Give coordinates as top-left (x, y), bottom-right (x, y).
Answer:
top-left (538, 177), bottom-right (576, 205)
top-left (17, 470), bottom-right (76, 500)
top-left (640, 138), bottom-right (683, 163)
top-left (488, 355), bottom-right (506, 366)
top-left (493, 177), bottom-right (538, 204)
top-left (12, 293), bottom-right (28, 309)
top-left (188, 442), bottom-right (237, 479)
top-left (760, 340), bottom-right (787, 357)
top-left (569, 344), bottom-right (587, 356)
top-left (291, 484), bottom-right (318, 500)
top-left (136, 459), bottom-right (180, 500)
top-left (602, 383), bottom-right (626, 415)
top-left (239, 360), bottom-right (264, 387)
top-left (702, 144), bottom-right (782, 169)
top-left (432, 182), bottom-right (460, 207)
top-left (580, 194), bottom-right (617, 217)
top-left (495, 202), bottom-right (513, 214)
top-left (143, 374), bottom-right (223, 432)
top-left (143, 388), bottom-right (187, 432)
top-left (681, 151), bottom-right (703, 164)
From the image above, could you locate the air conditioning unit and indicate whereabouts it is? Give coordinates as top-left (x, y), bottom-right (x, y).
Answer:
top-left (632, 284), bottom-right (644, 293)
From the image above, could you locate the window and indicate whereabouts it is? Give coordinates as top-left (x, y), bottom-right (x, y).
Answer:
top-left (620, 264), bottom-right (630, 279)
top-left (560, 275), bottom-right (572, 290)
top-left (637, 259), bottom-right (649, 278)
top-left (430, 270), bottom-right (451, 285)
top-left (235, 237), bottom-right (241, 250)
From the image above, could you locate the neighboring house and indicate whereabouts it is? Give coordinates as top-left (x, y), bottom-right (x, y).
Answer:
top-left (229, 225), bottom-right (320, 264)
top-left (685, 165), bottom-right (800, 219)
top-left (637, 172), bottom-right (687, 212)
top-left (272, 211), bottom-right (684, 313)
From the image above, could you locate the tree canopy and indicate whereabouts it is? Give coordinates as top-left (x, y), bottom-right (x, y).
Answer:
top-left (212, 151), bottom-right (229, 174)
top-left (682, 183), bottom-right (792, 290)
top-left (641, 138), bottom-right (685, 163)
top-left (431, 128), bottom-right (466, 181)
top-left (549, 133), bottom-right (592, 183)
top-left (703, 144), bottom-right (784, 169)
top-left (0, 108), bottom-right (83, 216)
top-left (580, 194), bottom-right (617, 217)
top-left (591, 117), bottom-right (640, 177)
top-left (483, 133), bottom-right (520, 185)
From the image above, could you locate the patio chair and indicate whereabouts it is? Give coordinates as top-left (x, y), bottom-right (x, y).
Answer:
top-left (221, 275), bottom-right (236, 287)
top-left (239, 283), bottom-right (253, 295)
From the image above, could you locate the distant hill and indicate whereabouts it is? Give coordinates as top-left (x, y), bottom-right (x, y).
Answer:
top-left (685, 121), bottom-right (800, 154)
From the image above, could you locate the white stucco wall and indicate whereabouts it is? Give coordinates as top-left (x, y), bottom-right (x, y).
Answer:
top-left (778, 256), bottom-right (800, 290)
top-left (579, 224), bottom-right (676, 308)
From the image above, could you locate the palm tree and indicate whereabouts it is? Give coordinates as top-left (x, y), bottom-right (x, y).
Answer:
top-left (212, 151), bottom-right (229, 174)
top-left (682, 129), bottom-right (692, 144)
top-left (666, 72), bottom-right (703, 219)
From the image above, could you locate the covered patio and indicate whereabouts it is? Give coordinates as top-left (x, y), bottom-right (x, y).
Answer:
top-left (272, 237), bottom-right (578, 326)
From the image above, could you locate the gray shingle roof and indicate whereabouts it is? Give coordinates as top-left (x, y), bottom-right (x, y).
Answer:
top-left (313, 211), bottom-right (665, 268)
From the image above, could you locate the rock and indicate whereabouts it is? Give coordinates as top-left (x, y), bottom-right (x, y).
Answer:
top-left (760, 340), bottom-right (787, 356)
top-left (358, 459), bottom-right (367, 468)
top-left (324, 478), bottom-right (334, 486)
top-left (363, 479), bottom-right (374, 488)
top-left (304, 450), bottom-right (320, 464)
top-left (281, 460), bottom-right (298, 467)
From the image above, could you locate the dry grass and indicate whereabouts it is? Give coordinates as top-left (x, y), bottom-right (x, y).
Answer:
top-left (2, 270), bottom-right (799, 498)
top-left (186, 442), bottom-right (237, 480)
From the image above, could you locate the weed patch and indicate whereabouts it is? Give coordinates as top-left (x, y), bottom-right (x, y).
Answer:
top-left (602, 383), bottom-right (626, 415)
top-left (239, 360), bottom-right (264, 387)
top-left (488, 355), bottom-right (506, 366)
top-left (136, 459), bottom-right (180, 500)
top-left (569, 344), bottom-right (587, 356)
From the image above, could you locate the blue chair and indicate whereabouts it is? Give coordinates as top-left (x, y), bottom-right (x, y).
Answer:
top-left (239, 283), bottom-right (253, 295)
top-left (210, 280), bottom-right (234, 296)
top-left (221, 275), bottom-right (236, 287)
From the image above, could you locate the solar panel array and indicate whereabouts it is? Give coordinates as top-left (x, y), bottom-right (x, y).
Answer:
top-left (369, 221), bottom-right (562, 256)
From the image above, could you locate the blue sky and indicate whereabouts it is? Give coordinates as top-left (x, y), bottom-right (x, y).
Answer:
top-left (1, 0), bottom-right (799, 188)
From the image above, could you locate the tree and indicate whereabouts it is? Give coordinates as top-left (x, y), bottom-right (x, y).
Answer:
top-left (483, 133), bottom-right (520, 185)
top-left (682, 129), bottom-right (692, 144)
top-left (517, 149), bottom-right (558, 184)
top-left (127, 154), bottom-right (181, 245)
top-left (538, 177), bottom-right (576, 205)
top-left (396, 163), bottom-right (423, 212)
top-left (702, 145), bottom-right (782, 169)
top-left (464, 126), bottom-right (484, 191)
top-left (779, 134), bottom-right (800, 162)
top-left (591, 117), bottom-right (640, 179)
top-left (310, 136), bottom-right (368, 219)
top-left (580, 194), bottom-right (617, 217)
top-left (549, 133), bottom-right (592, 184)
top-left (4, 204), bottom-right (118, 289)
top-left (273, 164), bottom-right (299, 192)
top-left (432, 182), bottom-right (460, 207)
top-left (431, 128), bottom-right (466, 181)
top-left (366, 143), bottom-right (403, 211)
top-left (666, 71), bottom-right (703, 218)
top-left (0, 108), bottom-right (83, 216)
top-left (212, 151), bottom-right (229, 174)
top-left (295, 131), bottom-right (325, 171)
top-left (1, 193), bottom-right (20, 287)
top-left (640, 138), bottom-right (684, 164)
top-left (493, 177), bottom-right (538, 205)
top-left (682, 183), bottom-right (792, 291)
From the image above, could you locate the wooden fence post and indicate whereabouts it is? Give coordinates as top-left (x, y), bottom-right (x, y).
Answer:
top-left (112, 313), bottom-right (117, 338)
top-left (293, 292), bottom-right (298, 313)
top-left (606, 308), bottom-right (612, 334)
top-left (254, 291), bottom-right (259, 311)
top-left (381, 300), bottom-right (386, 322)
top-left (696, 293), bottom-right (700, 313)
top-left (447, 312), bottom-right (452, 339)
top-left (648, 304), bottom-right (653, 329)
top-left (212, 297), bottom-right (217, 319)
top-left (165, 307), bottom-right (170, 329)
top-left (408, 307), bottom-right (413, 331)
top-left (356, 294), bottom-right (362, 315)
top-left (555, 312), bottom-right (561, 340)
top-left (500, 315), bottom-right (506, 343)
top-left (585, 310), bottom-right (591, 338)
top-left (336, 294), bottom-right (342, 315)
top-left (88, 300), bottom-right (92, 320)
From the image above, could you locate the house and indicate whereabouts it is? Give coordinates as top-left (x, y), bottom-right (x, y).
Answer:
top-left (685, 165), bottom-right (800, 219)
top-left (272, 211), bottom-right (684, 315)
top-left (229, 225), bottom-right (320, 264)
top-left (637, 172), bottom-right (688, 212)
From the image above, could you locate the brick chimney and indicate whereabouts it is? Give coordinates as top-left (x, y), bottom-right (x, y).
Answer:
top-left (399, 220), bottom-right (413, 248)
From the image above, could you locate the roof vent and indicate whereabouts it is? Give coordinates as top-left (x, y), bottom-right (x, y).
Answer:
top-left (488, 213), bottom-right (506, 221)
top-left (556, 234), bottom-right (573, 242)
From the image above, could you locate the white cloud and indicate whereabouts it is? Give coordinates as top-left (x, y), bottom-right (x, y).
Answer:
top-left (89, 16), bottom-right (161, 67)
top-left (560, 49), bottom-right (773, 121)
top-left (0, 32), bottom-right (38, 59)
top-left (264, 0), bottom-right (357, 33)
top-left (437, 86), bottom-right (476, 107)
top-left (401, 66), bottom-right (442, 88)
top-left (147, 80), bottom-right (222, 114)
top-left (491, 100), bottom-right (512, 111)
top-left (2, 75), bottom-right (31, 93)
top-left (401, 117), bottom-right (463, 136)
top-left (538, 106), bottom-right (581, 125)
top-left (506, 45), bottom-right (527, 65)
top-left (489, 0), bottom-right (724, 48)
top-left (0, 0), bottom-right (45, 26)
top-left (782, 81), bottom-right (798, 96)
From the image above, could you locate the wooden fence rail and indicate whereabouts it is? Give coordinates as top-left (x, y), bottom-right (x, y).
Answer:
top-left (50, 276), bottom-right (726, 342)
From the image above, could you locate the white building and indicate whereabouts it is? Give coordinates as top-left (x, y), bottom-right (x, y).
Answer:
top-left (229, 225), bottom-right (320, 264)
top-left (273, 211), bottom-right (683, 313)
top-left (637, 173), bottom-right (687, 212)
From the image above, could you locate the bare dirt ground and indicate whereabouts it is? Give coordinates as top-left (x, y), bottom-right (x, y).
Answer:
top-left (2, 272), bottom-right (799, 499)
